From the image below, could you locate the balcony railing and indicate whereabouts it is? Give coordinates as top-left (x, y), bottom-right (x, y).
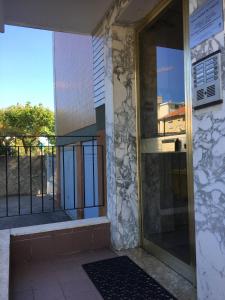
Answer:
top-left (0, 136), bottom-right (105, 220)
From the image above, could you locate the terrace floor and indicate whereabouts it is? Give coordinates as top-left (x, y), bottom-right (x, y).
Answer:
top-left (11, 248), bottom-right (116, 300)
top-left (0, 195), bottom-right (71, 230)
top-left (11, 248), bottom-right (196, 300)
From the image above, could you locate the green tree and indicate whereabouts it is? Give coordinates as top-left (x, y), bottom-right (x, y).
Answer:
top-left (0, 102), bottom-right (55, 154)
top-left (0, 109), bottom-right (20, 154)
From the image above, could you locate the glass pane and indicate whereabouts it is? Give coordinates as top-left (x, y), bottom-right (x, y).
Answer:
top-left (157, 47), bottom-right (185, 137)
top-left (140, 0), bottom-right (191, 265)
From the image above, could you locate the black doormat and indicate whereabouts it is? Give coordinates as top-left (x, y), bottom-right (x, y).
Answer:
top-left (82, 256), bottom-right (177, 300)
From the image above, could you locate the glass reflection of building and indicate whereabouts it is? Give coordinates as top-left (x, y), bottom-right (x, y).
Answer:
top-left (157, 96), bottom-right (185, 136)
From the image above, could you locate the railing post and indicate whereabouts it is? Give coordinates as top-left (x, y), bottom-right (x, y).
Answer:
top-left (17, 147), bottom-right (21, 215)
top-left (97, 130), bottom-right (107, 217)
top-left (76, 142), bottom-right (84, 219)
top-left (55, 146), bottom-right (61, 209)
top-left (92, 138), bottom-right (96, 208)
top-left (29, 146), bottom-right (32, 214)
top-left (41, 146), bottom-right (44, 212)
top-left (62, 145), bottom-right (65, 210)
top-left (72, 145), bottom-right (76, 211)
top-left (5, 148), bottom-right (8, 217)
top-left (52, 146), bottom-right (55, 211)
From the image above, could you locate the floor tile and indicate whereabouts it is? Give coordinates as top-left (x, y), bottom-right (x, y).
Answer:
top-left (55, 267), bottom-right (87, 284)
top-left (33, 286), bottom-right (66, 300)
top-left (63, 289), bottom-right (102, 300)
top-left (60, 277), bottom-right (96, 295)
top-left (31, 275), bottom-right (59, 291)
top-left (13, 290), bottom-right (34, 300)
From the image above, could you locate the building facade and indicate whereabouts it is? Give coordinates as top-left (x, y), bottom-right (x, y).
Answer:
top-left (52, 0), bottom-right (225, 299)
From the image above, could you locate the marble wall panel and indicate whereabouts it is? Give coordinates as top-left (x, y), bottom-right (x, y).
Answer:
top-left (190, 0), bottom-right (225, 299)
top-left (94, 0), bottom-right (139, 249)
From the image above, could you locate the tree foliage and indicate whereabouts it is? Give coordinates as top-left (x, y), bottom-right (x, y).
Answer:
top-left (0, 102), bottom-right (55, 154)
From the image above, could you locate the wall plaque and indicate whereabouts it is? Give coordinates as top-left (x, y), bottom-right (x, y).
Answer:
top-left (190, 0), bottom-right (224, 48)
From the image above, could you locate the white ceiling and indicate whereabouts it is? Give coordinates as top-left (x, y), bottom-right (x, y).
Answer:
top-left (117, 0), bottom-right (160, 24)
top-left (2, 0), bottom-right (114, 34)
top-left (1, 0), bottom-right (161, 34)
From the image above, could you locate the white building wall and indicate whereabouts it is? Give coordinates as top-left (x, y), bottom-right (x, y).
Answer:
top-left (54, 32), bottom-right (95, 136)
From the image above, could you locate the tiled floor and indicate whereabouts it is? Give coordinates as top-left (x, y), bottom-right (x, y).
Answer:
top-left (11, 249), bottom-right (116, 300)
top-left (11, 248), bottom-right (196, 300)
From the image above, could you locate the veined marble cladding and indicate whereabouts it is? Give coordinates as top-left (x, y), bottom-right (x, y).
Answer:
top-left (190, 0), bottom-right (225, 299)
top-left (94, 0), bottom-right (139, 250)
top-left (116, 27), bottom-right (139, 247)
top-left (109, 25), bottom-right (139, 250)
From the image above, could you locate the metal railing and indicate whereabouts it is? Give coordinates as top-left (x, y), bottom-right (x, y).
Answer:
top-left (0, 136), bottom-right (105, 218)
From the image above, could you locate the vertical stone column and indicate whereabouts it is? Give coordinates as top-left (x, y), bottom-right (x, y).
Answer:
top-left (105, 25), bottom-right (139, 250)
top-left (0, 0), bottom-right (4, 33)
top-left (190, 1), bottom-right (225, 299)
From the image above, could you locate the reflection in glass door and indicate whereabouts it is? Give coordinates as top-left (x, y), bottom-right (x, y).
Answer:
top-left (139, 0), bottom-right (192, 278)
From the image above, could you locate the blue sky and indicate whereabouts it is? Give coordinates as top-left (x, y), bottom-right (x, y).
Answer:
top-left (0, 25), bottom-right (54, 110)
top-left (157, 47), bottom-right (185, 103)
top-left (0, 27), bottom-right (184, 111)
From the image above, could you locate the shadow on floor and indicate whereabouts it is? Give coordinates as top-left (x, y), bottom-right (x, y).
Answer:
top-left (0, 211), bottom-right (71, 230)
top-left (0, 195), bottom-right (72, 230)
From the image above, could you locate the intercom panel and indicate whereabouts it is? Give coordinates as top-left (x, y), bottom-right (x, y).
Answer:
top-left (192, 50), bottom-right (223, 110)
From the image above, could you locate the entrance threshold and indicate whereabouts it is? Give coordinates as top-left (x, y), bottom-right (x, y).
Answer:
top-left (118, 248), bottom-right (196, 300)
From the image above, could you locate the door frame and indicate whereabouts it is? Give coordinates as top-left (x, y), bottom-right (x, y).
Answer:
top-left (135, 0), bottom-right (196, 284)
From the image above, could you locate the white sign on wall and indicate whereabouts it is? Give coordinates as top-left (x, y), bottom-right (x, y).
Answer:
top-left (190, 0), bottom-right (224, 48)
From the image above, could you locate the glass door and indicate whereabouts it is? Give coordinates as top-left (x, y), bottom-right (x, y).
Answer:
top-left (139, 0), bottom-right (194, 281)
